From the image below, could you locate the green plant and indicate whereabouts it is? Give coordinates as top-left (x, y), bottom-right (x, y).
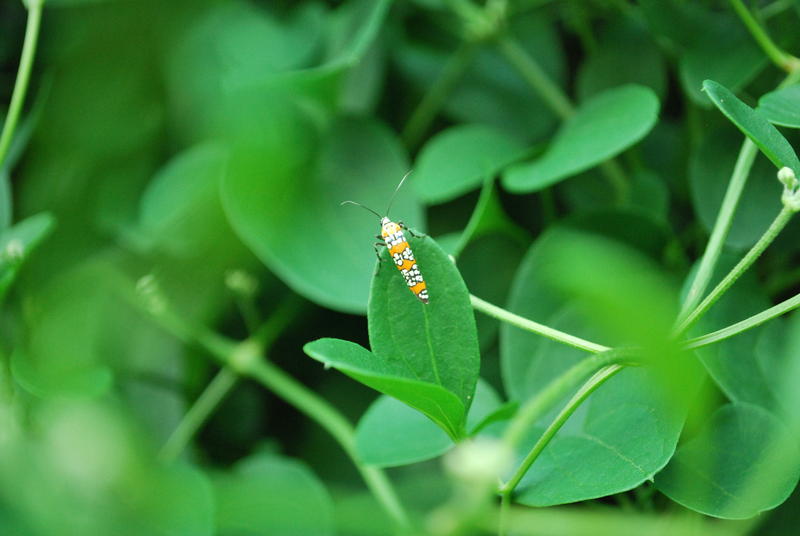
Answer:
top-left (4, 0), bottom-right (800, 535)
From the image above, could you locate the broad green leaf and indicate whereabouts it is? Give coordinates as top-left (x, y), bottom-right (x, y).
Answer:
top-left (139, 143), bottom-right (229, 256)
top-left (502, 85), bottom-right (659, 193)
top-left (369, 236), bottom-right (480, 421)
top-left (703, 80), bottom-right (800, 173)
top-left (560, 170), bottom-right (670, 222)
top-left (655, 403), bottom-right (800, 519)
top-left (304, 338), bottom-right (466, 439)
top-left (576, 19), bottom-right (666, 102)
top-left (213, 451), bottom-right (334, 536)
top-left (0, 212), bottom-right (55, 301)
top-left (502, 229), bottom-right (695, 505)
top-left (396, 12), bottom-right (564, 142)
top-left (413, 125), bottom-right (527, 204)
top-left (689, 127), bottom-right (781, 250)
top-left (221, 104), bottom-right (417, 314)
top-left (355, 379), bottom-right (502, 467)
top-left (758, 85), bottom-right (800, 128)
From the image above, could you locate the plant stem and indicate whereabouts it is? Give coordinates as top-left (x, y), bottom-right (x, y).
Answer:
top-left (0, 0), bottom-right (43, 171)
top-left (677, 205), bottom-right (795, 335)
top-left (496, 36), bottom-right (574, 120)
top-left (470, 294), bottom-right (609, 353)
top-left (678, 139), bottom-right (759, 319)
top-left (729, 0), bottom-right (800, 72)
top-left (247, 359), bottom-right (410, 530)
top-left (159, 367), bottom-right (238, 462)
top-left (686, 291), bottom-right (800, 349)
top-left (402, 42), bottom-right (478, 149)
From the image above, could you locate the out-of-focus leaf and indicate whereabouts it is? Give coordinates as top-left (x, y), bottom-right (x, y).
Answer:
top-left (354, 379), bottom-right (502, 467)
top-left (0, 171), bottom-right (10, 231)
top-left (561, 170), bottom-right (669, 222)
top-left (503, 85), bottom-right (659, 193)
top-left (395, 12), bottom-right (565, 142)
top-left (655, 403), bottom-right (800, 519)
top-left (369, 236), bottom-right (480, 425)
top-left (689, 127), bottom-right (781, 250)
top-left (139, 143), bottom-right (229, 256)
top-left (703, 80), bottom-right (800, 173)
top-left (758, 85), bottom-right (800, 128)
top-left (0, 212), bottom-right (55, 300)
top-left (414, 124), bottom-right (527, 204)
top-left (502, 229), bottom-right (696, 506)
top-left (213, 451), bottom-right (334, 536)
top-left (304, 338), bottom-right (466, 439)
top-left (221, 100), bottom-right (416, 313)
top-left (576, 19), bottom-right (666, 102)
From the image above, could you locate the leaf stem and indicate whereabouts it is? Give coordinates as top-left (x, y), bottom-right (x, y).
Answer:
top-left (470, 294), bottom-right (609, 353)
top-left (678, 139), bottom-right (759, 318)
top-left (729, 0), bottom-right (800, 73)
top-left (401, 42), bottom-right (478, 149)
top-left (499, 364), bottom-right (623, 528)
top-left (159, 367), bottom-right (238, 463)
top-left (676, 205), bottom-right (795, 335)
top-left (0, 0), bottom-right (43, 171)
top-left (686, 290), bottom-right (800, 349)
top-left (496, 35), bottom-right (574, 120)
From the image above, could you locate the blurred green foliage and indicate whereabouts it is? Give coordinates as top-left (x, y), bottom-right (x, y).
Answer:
top-left (3, 0), bottom-right (800, 535)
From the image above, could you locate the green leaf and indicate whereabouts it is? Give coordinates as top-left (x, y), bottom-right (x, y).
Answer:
top-left (758, 85), bottom-right (800, 128)
top-left (213, 451), bottom-right (334, 536)
top-left (413, 125), bottom-right (527, 204)
top-left (702, 80), bottom-right (800, 173)
top-left (502, 229), bottom-right (695, 505)
top-left (369, 236), bottom-right (481, 420)
top-left (502, 85), bottom-right (659, 193)
top-left (0, 171), bottom-right (10, 231)
top-left (221, 106), bottom-right (417, 314)
top-left (395, 12), bottom-right (565, 142)
top-left (304, 338), bottom-right (466, 439)
top-left (576, 19), bottom-right (666, 102)
top-left (354, 379), bottom-right (503, 467)
top-left (655, 403), bottom-right (800, 519)
top-left (139, 143), bottom-right (229, 256)
top-left (0, 212), bottom-right (56, 301)
top-left (689, 127), bottom-right (781, 250)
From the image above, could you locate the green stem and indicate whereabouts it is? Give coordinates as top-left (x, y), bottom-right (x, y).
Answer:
top-left (248, 359), bottom-right (410, 530)
top-left (0, 0), bottom-right (43, 171)
top-left (470, 294), bottom-right (609, 353)
top-left (686, 290), bottom-right (800, 349)
top-left (496, 36), bottom-right (574, 119)
top-left (678, 139), bottom-right (759, 319)
top-left (729, 0), bottom-right (800, 72)
top-left (401, 42), bottom-right (478, 148)
top-left (677, 206), bottom-right (795, 335)
top-left (159, 367), bottom-right (238, 462)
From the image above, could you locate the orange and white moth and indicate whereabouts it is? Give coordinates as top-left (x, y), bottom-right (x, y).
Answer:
top-left (341, 173), bottom-right (429, 304)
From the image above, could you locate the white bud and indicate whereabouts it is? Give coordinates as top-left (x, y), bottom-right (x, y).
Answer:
top-left (778, 167), bottom-right (798, 190)
top-left (225, 269), bottom-right (258, 296)
top-left (443, 437), bottom-right (513, 484)
top-left (3, 239), bottom-right (24, 263)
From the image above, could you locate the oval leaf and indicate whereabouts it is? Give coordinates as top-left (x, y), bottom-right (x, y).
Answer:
top-left (304, 338), bottom-right (465, 439)
top-left (702, 80), bottom-right (800, 173)
top-left (655, 403), bottom-right (800, 519)
top-left (502, 85), bottom-right (659, 193)
top-left (758, 85), bottom-right (800, 128)
top-left (413, 125), bottom-right (527, 204)
top-left (368, 235), bottom-right (480, 427)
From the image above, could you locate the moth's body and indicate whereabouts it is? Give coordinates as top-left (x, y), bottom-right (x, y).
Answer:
top-left (380, 217), bottom-right (429, 304)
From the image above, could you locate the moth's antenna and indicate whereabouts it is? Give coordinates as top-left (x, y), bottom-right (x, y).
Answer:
top-left (341, 200), bottom-right (382, 218)
top-left (385, 170), bottom-right (413, 218)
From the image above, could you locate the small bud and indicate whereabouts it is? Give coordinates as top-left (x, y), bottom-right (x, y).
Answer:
top-left (2, 239), bottom-right (24, 263)
top-left (443, 437), bottom-right (513, 484)
top-left (229, 340), bottom-right (261, 374)
top-left (225, 269), bottom-right (258, 297)
top-left (778, 167), bottom-right (798, 190)
top-left (135, 274), bottom-right (166, 314)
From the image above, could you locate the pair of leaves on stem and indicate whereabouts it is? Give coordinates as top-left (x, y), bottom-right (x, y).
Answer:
top-left (304, 237), bottom-right (481, 441)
